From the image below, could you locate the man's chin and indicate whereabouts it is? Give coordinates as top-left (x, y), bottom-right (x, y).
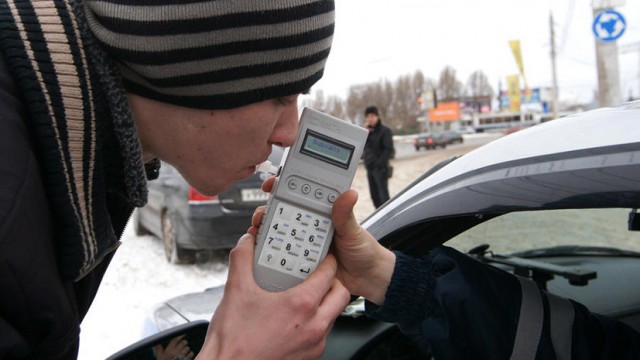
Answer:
top-left (192, 167), bottom-right (255, 197)
top-left (242, 165), bottom-right (257, 179)
top-left (191, 182), bottom-right (226, 198)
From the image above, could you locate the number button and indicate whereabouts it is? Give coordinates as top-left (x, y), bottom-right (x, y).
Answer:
top-left (258, 202), bottom-right (332, 280)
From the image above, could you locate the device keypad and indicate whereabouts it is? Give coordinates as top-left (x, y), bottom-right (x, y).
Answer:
top-left (258, 202), bottom-right (331, 280)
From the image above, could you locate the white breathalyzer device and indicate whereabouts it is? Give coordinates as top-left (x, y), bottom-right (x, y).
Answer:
top-left (253, 107), bottom-right (368, 291)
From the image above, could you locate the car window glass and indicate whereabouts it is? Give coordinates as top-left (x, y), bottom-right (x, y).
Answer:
top-left (446, 208), bottom-right (640, 255)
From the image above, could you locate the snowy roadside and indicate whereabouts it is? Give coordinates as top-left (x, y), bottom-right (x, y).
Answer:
top-left (78, 224), bottom-right (230, 359)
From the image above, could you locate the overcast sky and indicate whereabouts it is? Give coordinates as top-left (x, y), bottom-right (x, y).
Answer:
top-left (311, 0), bottom-right (640, 104)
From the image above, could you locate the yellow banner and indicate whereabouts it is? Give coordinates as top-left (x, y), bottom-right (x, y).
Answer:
top-left (509, 40), bottom-right (531, 102)
top-left (509, 40), bottom-right (525, 77)
top-left (506, 74), bottom-right (521, 112)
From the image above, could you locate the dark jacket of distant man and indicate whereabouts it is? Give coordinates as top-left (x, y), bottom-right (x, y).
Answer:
top-left (363, 106), bottom-right (394, 208)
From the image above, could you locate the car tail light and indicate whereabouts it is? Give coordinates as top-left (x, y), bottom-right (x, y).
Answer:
top-left (427, 138), bottom-right (433, 144)
top-left (188, 187), bottom-right (219, 204)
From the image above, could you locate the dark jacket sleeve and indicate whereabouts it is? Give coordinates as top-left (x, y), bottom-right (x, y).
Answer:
top-left (0, 52), bottom-right (81, 359)
top-left (375, 126), bottom-right (394, 168)
top-left (365, 246), bottom-right (640, 359)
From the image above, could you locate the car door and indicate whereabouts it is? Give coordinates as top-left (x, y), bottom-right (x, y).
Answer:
top-left (143, 163), bottom-right (183, 235)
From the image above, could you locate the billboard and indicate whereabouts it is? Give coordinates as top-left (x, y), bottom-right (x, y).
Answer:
top-left (499, 87), bottom-right (550, 112)
top-left (428, 101), bottom-right (461, 122)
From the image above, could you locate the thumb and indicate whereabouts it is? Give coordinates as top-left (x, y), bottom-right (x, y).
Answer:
top-left (332, 190), bottom-right (362, 239)
top-left (227, 233), bottom-right (256, 284)
top-left (235, 232), bottom-right (256, 255)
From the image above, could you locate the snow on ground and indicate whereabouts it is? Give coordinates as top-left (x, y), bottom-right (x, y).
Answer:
top-left (78, 223), bottom-right (230, 359)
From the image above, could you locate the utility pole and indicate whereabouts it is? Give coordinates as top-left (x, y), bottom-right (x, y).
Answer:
top-left (592, 1), bottom-right (625, 107)
top-left (549, 12), bottom-right (559, 119)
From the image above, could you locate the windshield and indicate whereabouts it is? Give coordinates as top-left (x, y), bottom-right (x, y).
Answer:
top-left (445, 208), bottom-right (640, 255)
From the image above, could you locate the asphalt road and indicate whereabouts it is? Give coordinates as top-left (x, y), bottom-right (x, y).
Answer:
top-left (392, 133), bottom-right (499, 160)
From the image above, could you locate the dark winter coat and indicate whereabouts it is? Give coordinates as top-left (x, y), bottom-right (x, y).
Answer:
top-left (364, 120), bottom-right (394, 171)
top-left (0, 1), bottom-right (157, 357)
top-left (366, 246), bottom-right (640, 359)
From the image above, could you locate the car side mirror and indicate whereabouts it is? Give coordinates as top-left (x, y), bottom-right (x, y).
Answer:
top-left (106, 320), bottom-right (209, 360)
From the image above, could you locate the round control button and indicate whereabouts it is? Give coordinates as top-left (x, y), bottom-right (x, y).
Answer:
top-left (314, 189), bottom-right (324, 199)
top-left (328, 193), bottom-right (337, 203)
top-left (301, 184), bottom-right (311, 194)
top-left (287, 179), bottom-right (298, 190)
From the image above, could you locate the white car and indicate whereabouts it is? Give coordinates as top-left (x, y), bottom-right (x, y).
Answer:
top-left (110, 101), bottom-right (640, 359)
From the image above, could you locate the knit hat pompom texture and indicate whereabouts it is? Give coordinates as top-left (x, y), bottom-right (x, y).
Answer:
top-left (84, 0), bottom-right (335, 109)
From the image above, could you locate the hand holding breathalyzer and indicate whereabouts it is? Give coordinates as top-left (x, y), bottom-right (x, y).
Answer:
top-left (251, 183), bottom-right (396, 306)
top-left (252, 108), bottom-right (368, 292)
top-left (201, 233), bottom-right (350, 359)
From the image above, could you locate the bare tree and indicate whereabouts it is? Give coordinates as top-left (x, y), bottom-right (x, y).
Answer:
top-left (390, 70), bottom-right (433, 133)
top-left (304, 89), bottom-right (326, 111)
top-left (302, 90), bottom-right (347, 120)
top-left (437, 66), bottom-right (463, 102)
top-left (309, 69), bottom-right (439, 133)
top-left (344, 79), bottom-right (393, 125)
top-left (345, 84), bottom-right (368, 123)
top-left (465, 70), bottom-right (494, 98)
top-left (325, 96), bottom-right (346, 119)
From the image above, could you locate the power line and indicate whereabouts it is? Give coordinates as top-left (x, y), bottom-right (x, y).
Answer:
top-left (557, 0), bottom-right (576, 55)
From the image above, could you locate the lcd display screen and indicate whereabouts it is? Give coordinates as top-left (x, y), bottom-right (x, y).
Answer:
top-left (300, 130), bottom-right (354, 169)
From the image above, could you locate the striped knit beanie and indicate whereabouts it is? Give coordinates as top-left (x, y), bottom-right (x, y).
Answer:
top-left (83, 0), bottom-right (335, 110)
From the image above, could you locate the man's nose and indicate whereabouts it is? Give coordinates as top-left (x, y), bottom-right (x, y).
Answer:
top-left (269, 104), bottom-right (299, 147)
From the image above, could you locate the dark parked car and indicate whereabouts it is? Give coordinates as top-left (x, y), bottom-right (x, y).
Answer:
top-left (113, 102), bottom-right (640, 358)
top-left (414, 130), bottom-right (463, 151)
top-left (438, 129), bottom-right (463, 144)
top-left (413, 132), bottom-right (447, 150)
top-left (134, 146), bottom-right (284, 264)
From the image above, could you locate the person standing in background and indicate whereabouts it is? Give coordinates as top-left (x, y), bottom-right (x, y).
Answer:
top-left (363, 106), bottom-right (394, 208)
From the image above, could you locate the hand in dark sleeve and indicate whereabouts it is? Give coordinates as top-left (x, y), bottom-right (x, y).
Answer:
top-left (366, 246), bottom-right (640, 359)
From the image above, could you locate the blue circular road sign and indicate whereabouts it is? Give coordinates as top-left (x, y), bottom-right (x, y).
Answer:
top-left (593, 9), bottom-right (626, 42)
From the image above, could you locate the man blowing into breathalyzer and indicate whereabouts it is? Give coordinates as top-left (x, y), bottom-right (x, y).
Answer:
top-left (0, 1), bottom-right (348, 358)
top-left (3, 0), bottom-right (637, 359)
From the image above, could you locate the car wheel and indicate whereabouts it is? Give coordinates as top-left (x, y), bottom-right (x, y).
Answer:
top-left (133, 209), bottom-right (150, 236)
top-left (415, 145), bottom-right (420, 151)
top-left (161, 212), bottom-right (196, 264)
